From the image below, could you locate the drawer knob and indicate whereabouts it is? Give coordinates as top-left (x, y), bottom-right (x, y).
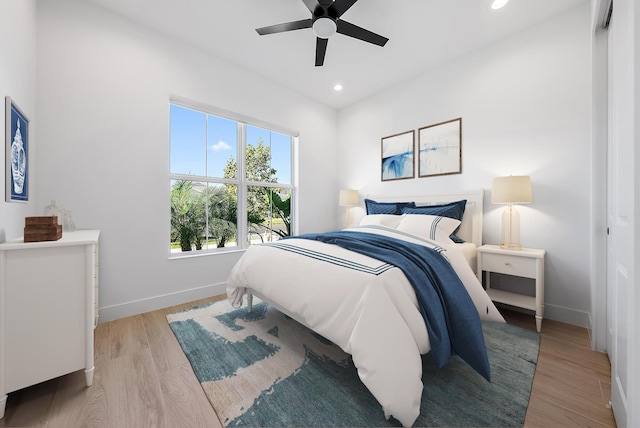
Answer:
top-left (504, 262), bottom-right (511, 266)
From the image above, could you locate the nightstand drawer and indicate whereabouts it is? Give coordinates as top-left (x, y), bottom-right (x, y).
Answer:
top-left (481, 252), bottom-right (537, 278)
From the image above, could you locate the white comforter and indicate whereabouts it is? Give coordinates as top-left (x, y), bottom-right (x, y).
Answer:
top-left (227, 226), bottom-right (505, 427)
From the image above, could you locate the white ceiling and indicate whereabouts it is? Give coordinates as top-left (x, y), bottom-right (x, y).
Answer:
top-left (85, 0), bottom-right (587, 110)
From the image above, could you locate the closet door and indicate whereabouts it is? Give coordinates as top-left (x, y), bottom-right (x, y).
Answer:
top-left (606, 0), bottom-right (637, 425)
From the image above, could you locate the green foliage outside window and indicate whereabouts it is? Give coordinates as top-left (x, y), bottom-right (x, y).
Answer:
top-left (170, 138), bottom-right (292, 252)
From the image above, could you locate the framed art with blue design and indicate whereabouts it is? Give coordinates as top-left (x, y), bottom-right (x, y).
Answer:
top-left (5, 96), bottom-right (30, 203)
top-left (381, 130), bottom-right (414, 181)
top-left (419, 118), bottom-right (462, 178)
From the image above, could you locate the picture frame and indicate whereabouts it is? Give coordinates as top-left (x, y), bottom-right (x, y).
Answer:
top-left (381, 130), bottom-right (415, 181)
top-left (5, 96), bottom-right (30, 203)
top-left (418, 118), bottom-right (462, 178)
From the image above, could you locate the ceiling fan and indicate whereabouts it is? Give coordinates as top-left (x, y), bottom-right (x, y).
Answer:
top-left (255, 0), bottom-right (389, 67)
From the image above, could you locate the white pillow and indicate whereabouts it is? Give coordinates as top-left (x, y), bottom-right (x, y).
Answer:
top-left (396, 214), bottom-right (461, 244)
top-left (358, 214), bottom-right (404, 229)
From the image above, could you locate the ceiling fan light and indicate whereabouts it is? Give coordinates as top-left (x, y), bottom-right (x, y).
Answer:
top-left (312, 17), bottom-right (337, 39)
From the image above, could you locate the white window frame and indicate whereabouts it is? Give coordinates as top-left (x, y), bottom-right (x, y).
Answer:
top-left (169, 97), bottom-right (298, 257)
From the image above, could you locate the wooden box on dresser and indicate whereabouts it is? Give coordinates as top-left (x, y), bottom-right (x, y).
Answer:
top-left (0, 230), bottom-right (100, 418)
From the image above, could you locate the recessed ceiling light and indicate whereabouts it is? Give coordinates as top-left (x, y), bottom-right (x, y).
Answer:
top-left (334, 84), bottom-right (343, 91)
top-left (491, 0), bottom-right (508, 10)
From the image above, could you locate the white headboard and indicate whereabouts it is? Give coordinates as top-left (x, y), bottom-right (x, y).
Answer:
top-left (365, 190), bottom-right (484, 247)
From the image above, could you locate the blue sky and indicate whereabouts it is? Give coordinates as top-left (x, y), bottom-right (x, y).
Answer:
top-left (170, 104), bottom-right (291, 184)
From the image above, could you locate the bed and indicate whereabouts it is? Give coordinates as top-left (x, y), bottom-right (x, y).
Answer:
top-left (226, 190), bottom-right (505, 427)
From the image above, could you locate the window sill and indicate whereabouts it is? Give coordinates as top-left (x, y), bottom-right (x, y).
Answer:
top-left (168, 247), bottom-right (246, 260)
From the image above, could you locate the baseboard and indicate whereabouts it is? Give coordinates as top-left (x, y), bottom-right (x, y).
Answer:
top-left (586, 312), bottom-right (605, 352)
top-left (98, 282), bottom-right (227, 323)
top-left (543, 303), bottom-right (591, 329)
top-left (98, 284), bottom-right (593, 331)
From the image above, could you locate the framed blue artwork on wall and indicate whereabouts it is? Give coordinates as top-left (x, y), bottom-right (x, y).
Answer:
top-left (5, 96), bottom-right (30, 203)
top-left (381, 130), bottom-right (414, 181)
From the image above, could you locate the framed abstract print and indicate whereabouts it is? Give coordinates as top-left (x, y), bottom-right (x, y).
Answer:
top-left (381, 130), bottom-right (414, 181)
top-left (418, 118), bottom-right (462, 178)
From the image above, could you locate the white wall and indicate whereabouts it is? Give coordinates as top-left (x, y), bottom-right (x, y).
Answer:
top-left (337, 4), bottom-right (592, 326)
top-left (0, 0), bottom-right (38, 243)
top-left (23, 0), bottom-right (597, 327)
top-left (36, 0), bottom-right (339, 321)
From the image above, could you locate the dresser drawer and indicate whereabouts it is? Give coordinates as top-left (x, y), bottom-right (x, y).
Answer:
top-left (481, 252), bottom-right (537, 278)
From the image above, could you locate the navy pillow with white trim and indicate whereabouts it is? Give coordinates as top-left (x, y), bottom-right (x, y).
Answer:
top-left (364, 199), bottom-right (416, 215)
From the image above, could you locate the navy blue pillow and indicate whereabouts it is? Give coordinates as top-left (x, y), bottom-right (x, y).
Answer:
top-left (401, 199), bottom-right (467, 242)
top-left (364, 199), bottom-right (416, 215)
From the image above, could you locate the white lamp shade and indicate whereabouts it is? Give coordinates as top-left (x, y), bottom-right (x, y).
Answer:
top-left (339, 189), bottom-right (359, 207)
top-left (491, 176), bottom-right (533, 204)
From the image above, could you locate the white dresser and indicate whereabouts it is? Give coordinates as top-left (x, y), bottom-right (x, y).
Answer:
top-left (0, 230), bottom-right (100, 418)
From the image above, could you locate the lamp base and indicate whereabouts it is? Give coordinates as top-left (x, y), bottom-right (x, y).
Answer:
top-left (344, 207), bottom-right (353, 229)
top-left (500, 204), bottom-right (522, 250)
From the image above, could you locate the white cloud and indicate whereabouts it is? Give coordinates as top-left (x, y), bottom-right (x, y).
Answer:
top-left (210, 140), bottom-right (231, 151)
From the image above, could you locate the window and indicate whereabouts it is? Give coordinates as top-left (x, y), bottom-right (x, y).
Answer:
top-left (169, 102), bottom-right (296, 254)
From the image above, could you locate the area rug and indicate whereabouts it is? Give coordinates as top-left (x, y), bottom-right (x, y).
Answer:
top-left (167, 298), bottom-right (540, 427)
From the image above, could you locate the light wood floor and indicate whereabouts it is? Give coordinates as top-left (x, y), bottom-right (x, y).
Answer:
top-left (0, 296), bottom-right (616, 428)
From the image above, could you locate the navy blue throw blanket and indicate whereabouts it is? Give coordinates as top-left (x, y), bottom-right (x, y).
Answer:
top-left (291, 230), bottom-right (491, 381)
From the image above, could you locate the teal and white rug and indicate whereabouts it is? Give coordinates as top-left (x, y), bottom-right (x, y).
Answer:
top-left (167, 298), bottom-right (539, 427)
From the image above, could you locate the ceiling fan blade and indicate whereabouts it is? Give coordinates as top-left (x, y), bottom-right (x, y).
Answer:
top-left (329, 0), bottom-right (359, 18)
top-left (336, 20), bottom-right (388, 46)
top-left (315, 38), bottom-right (328, 66)
top-left (256, 19), bottom-right (312, 35)
top-left (300, 0), bottom-right (320, 14)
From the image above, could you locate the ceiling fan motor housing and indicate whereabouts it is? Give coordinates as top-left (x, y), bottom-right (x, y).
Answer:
top-left (312, 1), bottom-right (339, 38)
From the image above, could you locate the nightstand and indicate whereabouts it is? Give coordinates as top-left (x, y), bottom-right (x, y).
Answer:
top-left (476, 244), bottom-right (545, 332)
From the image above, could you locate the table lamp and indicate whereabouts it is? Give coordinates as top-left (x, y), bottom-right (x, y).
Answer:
top-left (339, 189), bottom-right (359, 228)
top-left (491, 176), bottom-right (532, 250)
